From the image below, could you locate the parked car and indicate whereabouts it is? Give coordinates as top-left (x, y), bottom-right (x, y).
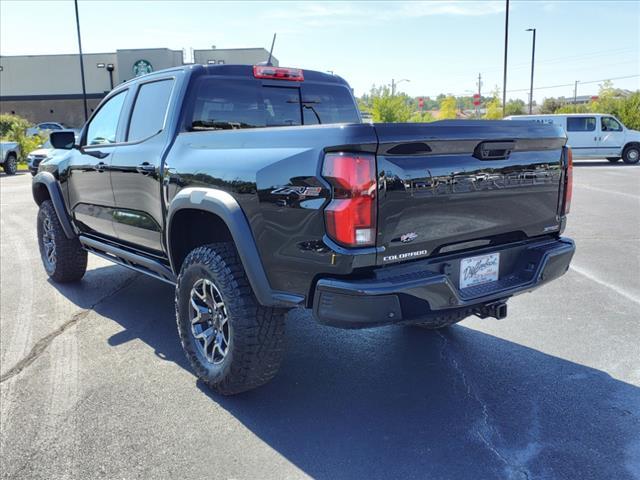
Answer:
top-left (27, 132), bottom-right (80, 176)
top-left (0, 141), bottom-right (20, 175)
top-left (26, 122), bottom-right (70, 137)
top-left (505, 113), bottom-right (640, 164)
top-left (27, 140), bottom-right (53, 176)
top-left (34, 64), bottom-right (575, 395)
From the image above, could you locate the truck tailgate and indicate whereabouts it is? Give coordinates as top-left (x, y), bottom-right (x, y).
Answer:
top-left (374, 120), bottom-right (567, 265)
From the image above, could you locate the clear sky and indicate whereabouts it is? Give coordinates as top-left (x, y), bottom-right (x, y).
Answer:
top-left (1, 0), bottom-right (638, 102)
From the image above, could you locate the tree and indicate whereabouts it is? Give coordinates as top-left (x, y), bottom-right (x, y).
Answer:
top-left (616, 91), bottom-right (640, 130)
top-left (439, 96), bottom-right (457, 119)
top-left (504, 99), bottom-right (525, 116)
top-left (539, 97), bottom-right (563, 114)
top-left (357, 85), bottom-right (414, 123)
top-left (481, 87), bottom-right (502, 119)
top-left (0, 114), bottom-right (44, 161)
top-left (409, 111), bottom-right (435, 123)
top-left (556, 104), bottom-right (589, 114)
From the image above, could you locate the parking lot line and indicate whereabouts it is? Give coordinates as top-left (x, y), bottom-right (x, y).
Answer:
top-left (570, 264), bottom-right (640, 306)
top-left (574, 183), bottom-right (640, 200)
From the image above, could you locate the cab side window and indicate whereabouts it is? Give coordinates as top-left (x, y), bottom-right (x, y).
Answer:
top-left (566, 116), bottom-right (596, 132)
top-left (601, 117), bottom-right (622, 132)
top-left (127, 79), bottom-right (175, 142)
top-left (85, 90), bottom-right (128, 145)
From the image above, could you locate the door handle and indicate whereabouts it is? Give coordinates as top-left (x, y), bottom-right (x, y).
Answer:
top-left (94, 161), bottom-right (107, 172)
top-left (136, 162), bottom-right (156, 175)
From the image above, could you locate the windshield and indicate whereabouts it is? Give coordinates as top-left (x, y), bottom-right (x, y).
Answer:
top-left (189, 78), bottom-right (360, 131)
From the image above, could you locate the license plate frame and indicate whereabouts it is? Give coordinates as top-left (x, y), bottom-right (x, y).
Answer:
top-left (459, 252), bottom-right (500, 289)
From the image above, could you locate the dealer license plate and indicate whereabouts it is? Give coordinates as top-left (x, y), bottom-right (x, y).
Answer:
top-left (460, 252), bottom-right (500, 289)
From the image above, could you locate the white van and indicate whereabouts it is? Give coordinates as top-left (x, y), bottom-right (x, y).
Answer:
top-left (505, 113), bottom-right (640, 164)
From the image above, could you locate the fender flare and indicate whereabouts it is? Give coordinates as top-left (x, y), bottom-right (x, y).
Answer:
top-left (32, 172), bottom-right (77, 239)
top-left (166, 188), bottom-right (304, 308)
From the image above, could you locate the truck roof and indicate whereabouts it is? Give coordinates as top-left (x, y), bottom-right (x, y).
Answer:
top-left (121, 63), bottom-right (348, 87)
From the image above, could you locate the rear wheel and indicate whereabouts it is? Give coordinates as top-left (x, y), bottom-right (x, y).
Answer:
top-left (175, 242), bottom-right (286, 395)
top-left (3, 154), bottom-right (17, 175)
top-left (37, 200), bottom-right (87, 282)
top-left (606, 157), bottom-right (620, 163)
top-left (622, 145), bottom-right (640, 164)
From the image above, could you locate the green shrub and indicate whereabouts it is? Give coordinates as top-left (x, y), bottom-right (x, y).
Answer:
top-left (409, 111), bottom-right (436, 122)
top-left (504, 99), bottom-right (526, 116)
top-left (0, 114), bottom-right (30, 139)
top-left (556, 104), bottom-right (590, 114)
top-left (616, 92), bottom-right (640, 130)
top-left (0, 114), bottom-right (46, 161)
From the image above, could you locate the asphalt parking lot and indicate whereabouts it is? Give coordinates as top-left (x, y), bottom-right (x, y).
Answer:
top-left (1, 161), bottom-right (639, 480)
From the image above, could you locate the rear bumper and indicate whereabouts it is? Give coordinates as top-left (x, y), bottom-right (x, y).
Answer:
top-left (312, 237), bottom-right (575, 328)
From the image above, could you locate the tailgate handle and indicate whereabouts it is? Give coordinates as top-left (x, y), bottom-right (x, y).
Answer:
top-left (474, 141), bottom-right (515, 160)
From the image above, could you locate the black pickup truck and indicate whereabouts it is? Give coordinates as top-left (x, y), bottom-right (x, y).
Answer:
top-left (34, 64), bottom-right (575, 394)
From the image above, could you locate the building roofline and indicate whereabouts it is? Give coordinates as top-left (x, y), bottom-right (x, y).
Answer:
top-left (0, 52), bottom-right (115, 58)
top-left (115, 48), bottom-right (180, 52)
top-left (193, 48), bottom-right (269, 52)
top-left (1, 47), bottom-right (272, 59)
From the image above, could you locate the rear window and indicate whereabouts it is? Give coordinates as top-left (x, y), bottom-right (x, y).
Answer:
top-left (566, 116), bottom-right (596, 132)
top-left (188, 77), bottom-right (360, 131)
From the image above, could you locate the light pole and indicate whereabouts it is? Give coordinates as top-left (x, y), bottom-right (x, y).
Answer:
top-left (502, 0), bottom-right (510, 116)
top-left (74, 0), bottom-right (88, 122)
top-left (391, 78), bottom-right (410, 96)
top-left (106, 64), bottom-right (115, 90)
top-left (526, 28), bottom-right (536, 114)
top-left (97, 63), bottom-right (115, 91)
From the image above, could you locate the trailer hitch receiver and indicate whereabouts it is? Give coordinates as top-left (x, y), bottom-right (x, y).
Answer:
top-left (474, 301), bottom-right (508, 320)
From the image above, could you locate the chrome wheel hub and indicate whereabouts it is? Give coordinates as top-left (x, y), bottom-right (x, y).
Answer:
top-left (42, 216), bottom-right (56, 267)
top-left (189, 278), bottom-right (230, 364)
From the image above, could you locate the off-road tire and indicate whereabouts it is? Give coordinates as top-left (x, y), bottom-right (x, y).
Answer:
top-left (175, 242), bottom-right (286, 395)
top-left (606, 157), bottom-right (620, 163)
top-left (622, 145), bottom-right (640, 164)
top-left (3, 154), bottom-right (17, 175)
top-left (410, 307), bottom-right (475, 330)
top-left (37, 200), bottom-right (87, 282)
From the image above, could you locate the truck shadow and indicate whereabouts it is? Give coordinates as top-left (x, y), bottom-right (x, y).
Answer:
top-left (51, 266), bottom-right (640, 480)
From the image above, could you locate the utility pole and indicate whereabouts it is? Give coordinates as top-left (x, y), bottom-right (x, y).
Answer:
top-left (573, 80), bottom-right (579, 111)
top-left (502, 0), bottom-right (510, 116)
top-left (476, 73), bottom-right (483, 118)
top-left (74, 0), bottom-right (88, 122)
top-left (526, 28), bottom-right (536, 114)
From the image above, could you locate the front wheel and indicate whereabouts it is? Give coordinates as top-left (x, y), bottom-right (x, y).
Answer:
top-left (175, 243), bottom-right (286, 395)
top-left (3, 154), bottom-right (17, 175)
top-left (622, 145), bottom-right (640, 164)
top-left (37, 200), bottom-right (87, 282)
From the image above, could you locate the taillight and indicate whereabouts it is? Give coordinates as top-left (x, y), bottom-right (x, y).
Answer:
top-left (562, 147), bottom-right (573, 215)
top-left (253, 65), bottom-right (304, 81)
top-left (322, 152), bottom-right (377, 247)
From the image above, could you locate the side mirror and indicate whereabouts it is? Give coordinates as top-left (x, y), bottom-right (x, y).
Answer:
top-left (50, 130), bottom-right (76, 150)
